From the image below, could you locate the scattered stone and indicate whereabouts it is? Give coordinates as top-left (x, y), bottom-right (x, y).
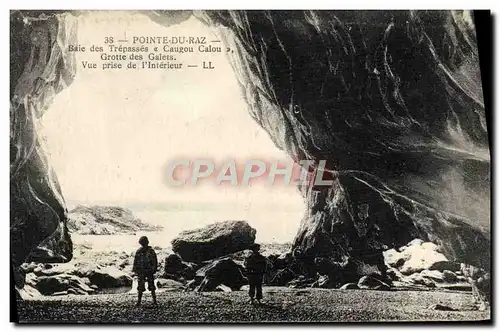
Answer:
top-left (398, 241), bottom-right (449, 275)
top-left (195, 257), bottom-right (247, 292)
top-left (287, 276), bottom-right (314, 289)
top-left (82, 266), bottom-right (133, 289)
top-left (405, 273), bottom-right (436, 288)
top-left (18, 285), bottom-right (42, 299)
top-left (67, 205), bottom-right (162, 235)
top-left (398, 239), bottom-right (424, 251)
top-left (294, 290), bottom-right (310, 296)
top-left (383, 249), bottom-right (406, 269)
top-left (461, 264), bottom-right (491, 310)
top-left (339, 283), bottom-right (359, 290)
top-left (427, 304), bottom-right (457, 311)
top-left (358, 275), bottom-right (391, 290)
top-left (428, 261), bottom-right (461, 272)
top-left (273, 252), bottom-right (292, 269)
top-left (34, 274), bottom-right (95, 296)
top-left (419, 269), bottom-right (444, 282)
top-left (215, 284), bottom-right (232, 293)
top-left (386, 267), bottom-right (403, 281)
top-left (52, 291), bottom-right (68, 296)
top-left (316, 275), bottom-right (338, 289)
top-left (384, 239), bottom-right (455, 276)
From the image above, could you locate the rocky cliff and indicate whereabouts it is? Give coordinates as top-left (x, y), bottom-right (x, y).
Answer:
top-left (197, 10), bottom-right (490, 272)
top-left (67, 205), bottom-right (162, 235)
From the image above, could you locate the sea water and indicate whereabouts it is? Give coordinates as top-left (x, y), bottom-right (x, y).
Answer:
top-left (70, 203), bottom-right (302, 252)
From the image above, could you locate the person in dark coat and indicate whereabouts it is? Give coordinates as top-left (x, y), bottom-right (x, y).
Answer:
top-left (244, 243), bottom-right (267, 304)
top-left (132, 236), bottom-right (158, 306)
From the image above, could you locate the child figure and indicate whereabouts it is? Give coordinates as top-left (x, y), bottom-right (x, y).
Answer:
top-left (244, 243), bottom-right (267, 304)
top-left (132, 236), bottom-right (158, 306)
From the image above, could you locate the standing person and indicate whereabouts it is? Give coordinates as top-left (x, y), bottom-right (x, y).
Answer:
top-left (244, 243), bottom-right (267, 304)
top-left (132, 236), bottom-right (158, 306)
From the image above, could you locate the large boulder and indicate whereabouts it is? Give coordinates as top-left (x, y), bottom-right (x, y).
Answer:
top-left (171, 221), bottom-right (256, 263)
top-left (194, 258), bottom-right (247, 292)
top-left (383, 239), bottom-right (454, 275)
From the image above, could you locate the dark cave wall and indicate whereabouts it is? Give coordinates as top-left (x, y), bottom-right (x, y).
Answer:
top-left (10, 11), bottom-right (77, 285)
top-left (198, 10), bottom-right (490, 269)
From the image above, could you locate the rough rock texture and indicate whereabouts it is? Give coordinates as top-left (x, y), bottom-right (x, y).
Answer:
top-left (163, 254), bottom-right (197, 282)
top-left (383, 238), bottom-right (452, 275)
top-left (313, 255), bottom-right (387, 289)
top-left (10, 11), bottom-right (77, 286)
top-left (18, 262), bottom-right (131, 298)
top-left (30, 273), bottom-right (96, 296)
top-left (156, 278), bottom-right (185, 290)
top-left (197, 10), bottom-right (490, 274)
top-left (461, 263), bottom-right (491, 310)
top-left (9, 10), bottom-right (192, 287)
top-left (82, 266), bottom-right (133, 289)
top-left (339, 282), bottom-right (359, 290)
top-left (171, 221), bottom-right (256, 263)
top-left (358, 275), bottom-right (391, 291)
top-left (67, 205), bottom-right (162, 235)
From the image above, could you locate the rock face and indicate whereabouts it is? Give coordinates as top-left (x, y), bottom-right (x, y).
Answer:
top-left (10, 10), bottom-right (490, 300)
top-left (163, 254), bottom-right (197, 282)
top-left (383, 239), bottom-right (452, 275)
top-left (81, 266), bottom-right (133, 289)
top-left (198, 10), bottom-right (490, 275)
top-left (67, 205), bottom-right (161, 235)
top-left (19, 262), bottom-right (132, 298)
top-left (171, 221), bottom-right (256, 263)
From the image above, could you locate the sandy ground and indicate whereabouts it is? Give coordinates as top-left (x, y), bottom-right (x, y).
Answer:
top-left (15, 287), bottom-right (490, 323)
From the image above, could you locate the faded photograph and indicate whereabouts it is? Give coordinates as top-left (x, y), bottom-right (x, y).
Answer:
top-left (10, 10), bottom-right (491, 323)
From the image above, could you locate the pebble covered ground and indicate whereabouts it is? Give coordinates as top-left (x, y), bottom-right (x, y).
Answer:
top-left (15, 287), bottom-right (490, 323)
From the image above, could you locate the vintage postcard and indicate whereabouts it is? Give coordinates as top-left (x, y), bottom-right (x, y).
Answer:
top-left (10, 9), bottom-right (491, 323)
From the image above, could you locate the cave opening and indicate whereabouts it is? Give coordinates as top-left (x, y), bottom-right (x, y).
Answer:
top-left (38, 12), bottom-right (305, 251)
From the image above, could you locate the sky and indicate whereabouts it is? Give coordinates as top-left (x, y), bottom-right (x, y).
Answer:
top-left (39, 12), bottom-right (304, 242)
